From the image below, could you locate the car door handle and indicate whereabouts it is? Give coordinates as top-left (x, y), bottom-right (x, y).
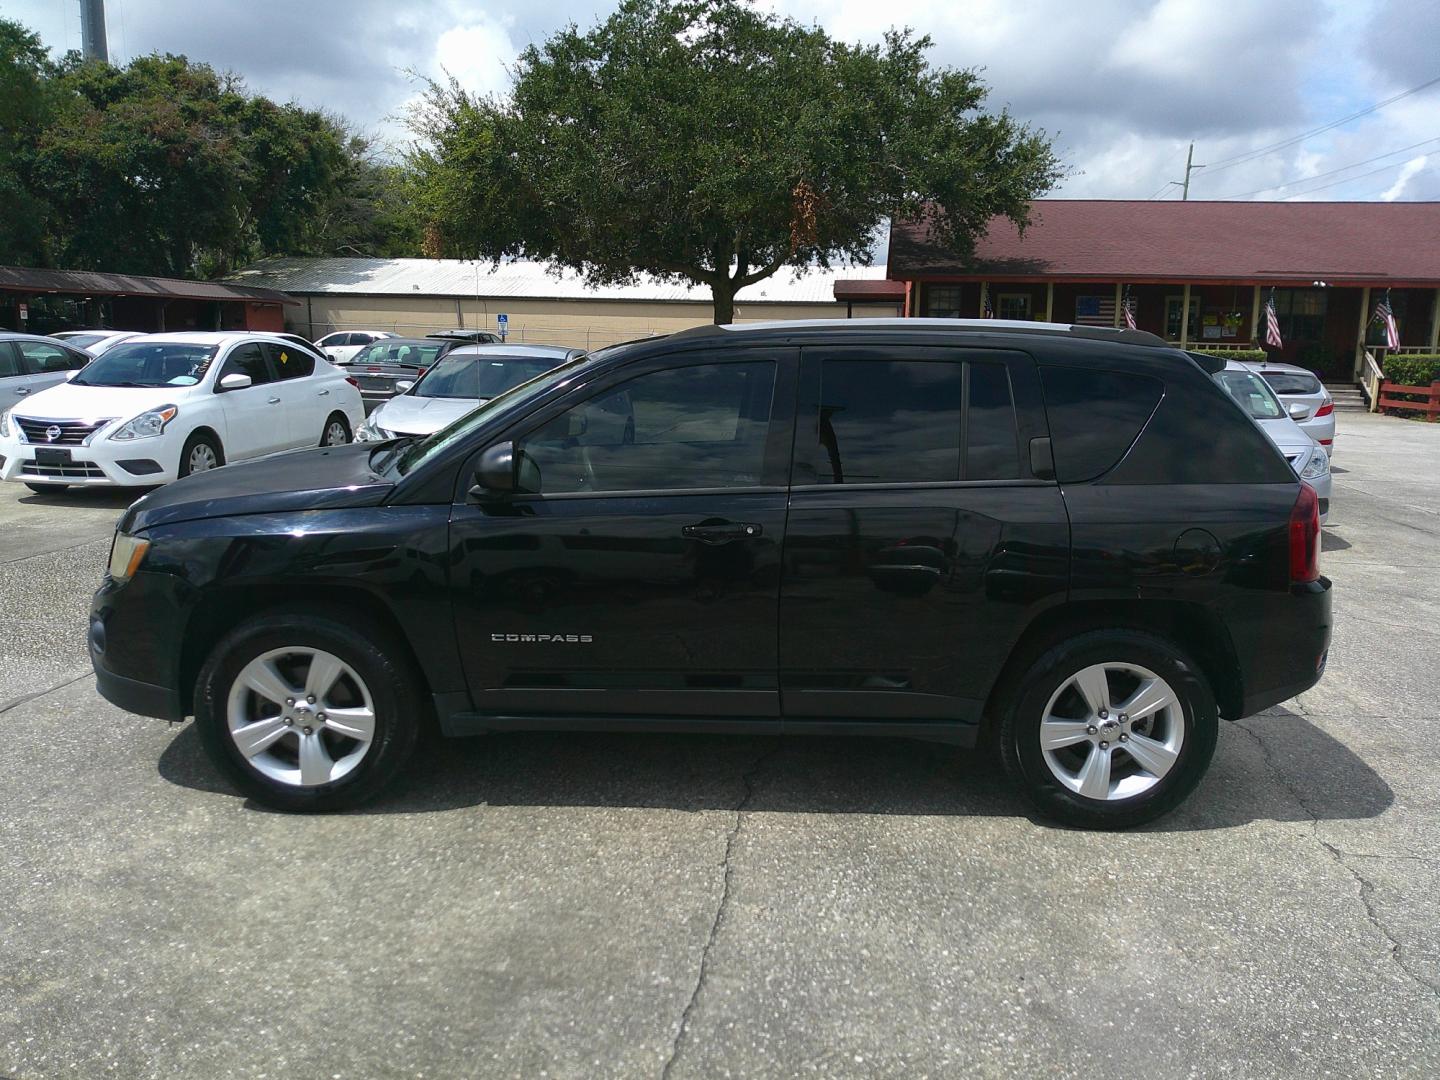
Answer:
top-left (317, 388), bottom-right (330, 396)
top-left (682, 520), bottom-right (762, 544)
top-left (267, 396), bottom-right (281, 405)
top-left (14, 387), bottom-right (29, 394)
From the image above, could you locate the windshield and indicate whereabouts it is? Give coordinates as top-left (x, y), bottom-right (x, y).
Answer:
top-left (56, 332), bottom-right (107, 348)
top-left (71, 341), bottom-right (218, 388)
top-left (1258, 370), bottom-right (1322, 395)
top-left (352, 341), bottom-right (446, 368)
top-left (378, 356), bottom-right (592, 477)
top-left (411, 353), bottom-right (561, 400)
top-left (1215, 370), bottom-right (1284, 420)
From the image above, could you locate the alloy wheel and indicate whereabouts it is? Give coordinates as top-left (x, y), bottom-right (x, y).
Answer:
top-left (1038, 662), bottom-right (1185, 801)
top-left (226, 647), bottom-right (376, 787)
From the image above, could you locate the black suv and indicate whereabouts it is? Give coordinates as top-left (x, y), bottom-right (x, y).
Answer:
top-left (90, 321), bottom-right (1330, 827)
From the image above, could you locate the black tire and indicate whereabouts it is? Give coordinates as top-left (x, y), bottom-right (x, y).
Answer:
top-left (319, 412), bottom-right (351, 447)
top-left (24, 482), bottom-right (69, 494)
top-left (194, 610), bottom-right (423, 811)
top-left (998, 629), bottom-right (1218, 829)
top-left (178, 431), bottom-right (224, 478)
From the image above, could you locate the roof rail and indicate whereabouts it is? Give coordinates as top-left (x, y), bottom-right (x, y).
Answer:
top-left (670, 318), bottom-right (1169, 348)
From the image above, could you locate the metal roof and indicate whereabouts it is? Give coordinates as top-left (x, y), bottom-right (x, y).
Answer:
top-left (888, 199), bottom-right (1440, 286)
top-left (0, 265), bottom-right (294, 304)
top-left (227, 257), bottom-right (886, 305)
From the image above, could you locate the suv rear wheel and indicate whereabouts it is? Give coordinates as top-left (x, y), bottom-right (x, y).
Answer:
top-left (194, 611), bottom-right (422, 811)
top-left (998, 629), bottom-right (1218, 829)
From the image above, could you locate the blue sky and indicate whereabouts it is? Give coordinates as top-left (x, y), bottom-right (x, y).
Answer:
top-left (11, 0), bottom-right (1440, 207)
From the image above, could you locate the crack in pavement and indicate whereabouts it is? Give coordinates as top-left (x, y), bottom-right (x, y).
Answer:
top-left (1234, 720), bottom-right (1440, 1000)
top-left (0, 671), bottom-right (91, 718)
top-left (660, 742), bottom-right (781, 1080)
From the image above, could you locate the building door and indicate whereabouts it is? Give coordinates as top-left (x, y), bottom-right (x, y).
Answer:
top-left (1164, 295), bottom-right (1201, 342)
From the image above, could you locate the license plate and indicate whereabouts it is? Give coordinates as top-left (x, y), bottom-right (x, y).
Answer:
top-left (35, 447), bottom-right (72, 466)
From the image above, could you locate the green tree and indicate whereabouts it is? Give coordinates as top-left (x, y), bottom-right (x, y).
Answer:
top-left (0, 19), bottom-right (59, 266)
top-left (408, 0), bottom-right (1062, 322)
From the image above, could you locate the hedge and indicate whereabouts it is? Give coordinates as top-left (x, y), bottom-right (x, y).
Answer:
top-left (1382, 355), bottom-right (1440, 387)
top-left (1186, 347), bottom-right (1268, 361)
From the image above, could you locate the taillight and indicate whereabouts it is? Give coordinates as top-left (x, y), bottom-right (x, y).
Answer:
top-left (345, 376), bottom-right (359, 388)
top-left (1315, 401), bottom-right (1334, 417)
top-left (1289, 483), bottom-right (1320, 583)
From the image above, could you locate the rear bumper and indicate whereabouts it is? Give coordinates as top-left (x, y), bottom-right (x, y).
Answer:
top-left (1238, 576), bottom-right (1333, 717)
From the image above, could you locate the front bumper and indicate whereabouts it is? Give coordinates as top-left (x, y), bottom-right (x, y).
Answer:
top-left (89, 572), bottom-right (188, 720)
top-left (1, 435), bottom-right (178, 487)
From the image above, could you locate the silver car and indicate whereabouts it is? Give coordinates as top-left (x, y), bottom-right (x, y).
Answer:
top-left (1243, 361), bottom-right (1335, 457)
top-left (0, 333), bottom-right (93, 408)
top-left (1214, 363), bottom-right (1331, 523)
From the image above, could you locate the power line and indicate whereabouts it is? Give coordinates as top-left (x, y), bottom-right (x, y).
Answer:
top-left (1203, 72), bottom-right (1440, 174)
top-left (1215, 135), bottom-right (1440, 198)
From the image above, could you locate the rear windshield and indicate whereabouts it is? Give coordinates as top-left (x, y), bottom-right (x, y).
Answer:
top-left (1214, 370), bottom-right (1284, 419)
top-left (71, 342), bottom-right (218, 387)
top-left (1258, 370), bottom-right (1322, 395)
top-left (411, 354), bottom-right (561, 400)
top-left (353, 341), bottom-right (446, 368)
top-left (56, 332), bottom-right (107, 348)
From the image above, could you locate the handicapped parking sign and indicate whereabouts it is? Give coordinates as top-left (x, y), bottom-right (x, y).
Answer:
top-left (497, 313), bottom-right (508, 340)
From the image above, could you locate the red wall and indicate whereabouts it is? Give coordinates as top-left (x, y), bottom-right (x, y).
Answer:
top-left (244, 302), bottom-right (286, 331)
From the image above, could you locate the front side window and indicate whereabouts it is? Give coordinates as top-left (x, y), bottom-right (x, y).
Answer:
top-left (72, 342), bottom-right (218, 388)
top-left (0, 342), bottom-right (20, 379)
top-left (16, 340), bottom-right (87, 373)
top-left (219, 344), bottom-right (274, 387)
top-left (516, 361), bottom-right (776, 495)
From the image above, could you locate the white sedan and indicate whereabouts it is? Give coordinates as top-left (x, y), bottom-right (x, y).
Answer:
top-left (0, 332), bottom-right (364, 492)
top-left (313, 330), bottom-right (398, 365)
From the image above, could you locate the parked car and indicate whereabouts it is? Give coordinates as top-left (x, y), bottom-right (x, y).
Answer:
top-left (89, 320), bottom-right (1329, 827)
top-left (1243, 361), bottom-right (1336, 456)
top-left (1211, 361), bottom-right (1331, 521)
top-left (426, 328), bottom-right (503, 345)
top-left (313, 330), bottom-right (398, 365)
top-left (0, 332), bottom-right (92, 407)
top-left (0, 332), bottom-right (363, 492)
top-left (344, 337), bottom-right (456, 410)
top-left (52, 329), bottom-right (144, 356)
top-left (356, 344), bottom-right (582, 440)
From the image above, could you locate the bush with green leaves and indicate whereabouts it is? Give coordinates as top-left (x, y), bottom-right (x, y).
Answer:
top-left (1186, 347), bottom-right (1268, 361)
top-left (1382, 355), bottom-right (1440, 388)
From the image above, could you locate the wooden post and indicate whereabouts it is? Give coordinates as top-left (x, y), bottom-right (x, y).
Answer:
top-left (1179, 284), bottom-right (1191, 348)
top-left (1355, 285), bottom-right (1372, 382)
top-left (1113, 282), bottom-right (1123, 328)
top-left (1250, 286), bottom-right (1262, 344)
top-left (1430, 287), bottom-right (1440, 352)
top-left (1045, 282), bottom-right (1054, 323)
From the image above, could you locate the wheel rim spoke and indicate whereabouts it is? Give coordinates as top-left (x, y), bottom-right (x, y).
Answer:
top-left (232, 716), bottom-right (289, 759)
top-left (1072, 664), bottom-right (1111, 716)
top-left (298, 732), bottom-right (334, 786)
top-left (1040, 719), bottom-right (1092, 751)
top-left (1124, 732), bottom-right (1179, 778)
top-left (1075, 744), bottom-right (1112, 799)
top-left (304, 652), bottom-right (346, 705)
top-left (242, 659), bottom-right (295, 709)
top-left (323, 706), bottom-right (375, 742)
top-left (1118, 677), bottom-right (1177, 721)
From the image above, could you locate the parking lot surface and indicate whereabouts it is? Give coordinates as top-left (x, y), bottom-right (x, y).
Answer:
top-left (2, 411), bottom-right (1438, 1078)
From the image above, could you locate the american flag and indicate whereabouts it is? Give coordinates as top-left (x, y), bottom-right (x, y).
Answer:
top-left (980, 282), bottom-right (993, 318)
top-left (1075, 295), bottom-right (1116, 326)
top-left (1374, 292), bottom-right (1401, 349)
top-left (1122, 290), bottom-right (1137, 330)
top-left (1264, 291), bottom-right (1284, 349)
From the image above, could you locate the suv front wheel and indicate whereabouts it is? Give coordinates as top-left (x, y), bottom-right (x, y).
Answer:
top-left (999, 629), bottom-right (1218, 829)
top-left (194, 611), bottom-right (422, 811)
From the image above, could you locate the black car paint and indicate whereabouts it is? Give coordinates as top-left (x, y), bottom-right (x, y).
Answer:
top-left (91, 324), bottom-right (1331, 745)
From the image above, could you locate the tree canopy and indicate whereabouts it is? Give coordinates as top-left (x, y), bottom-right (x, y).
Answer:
top-left (408, 0), bottom-right (1062, 322)
top-left (0, 17), bottom-right (419, 278)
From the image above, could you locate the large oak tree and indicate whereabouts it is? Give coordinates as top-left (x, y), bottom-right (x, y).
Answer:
top-left (408, 0), bottom-right (1062, 323)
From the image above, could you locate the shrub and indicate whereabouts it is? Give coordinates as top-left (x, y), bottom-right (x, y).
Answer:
top-left (1186, 347), bottom-right (1267, 361)
top-left (1382, 355), bottom-right (1440, 387)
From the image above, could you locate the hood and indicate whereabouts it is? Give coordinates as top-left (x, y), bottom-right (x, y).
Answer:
top-left (371, 394), bottom-right (482, 436)
top-left (122, 442), bottom-right (393, 533)
top-left (11, 380), bottom-right (194, 422)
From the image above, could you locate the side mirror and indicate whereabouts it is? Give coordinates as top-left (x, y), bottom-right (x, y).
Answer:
top-left (218, 373), bottom-right (253, 392)
top-left (470, 441), bottom-right (516, 496)
top-left (1287, 401), bottom-right (1309, 419)
top-left (395, 380), bottom-right (415, 393)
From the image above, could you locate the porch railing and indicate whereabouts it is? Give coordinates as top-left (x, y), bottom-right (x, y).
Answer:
top-left (1362, 350), bottom-right (1384, 413)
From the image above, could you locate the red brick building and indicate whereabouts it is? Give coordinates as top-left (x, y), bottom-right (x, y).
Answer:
top-left (880, 200), bottom-right (1440, 381)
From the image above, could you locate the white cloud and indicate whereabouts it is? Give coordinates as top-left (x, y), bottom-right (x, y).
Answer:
top-left (433, 16), bottom-right (521, 99)
top-left (1381, 155), bottom-right (1429, 201)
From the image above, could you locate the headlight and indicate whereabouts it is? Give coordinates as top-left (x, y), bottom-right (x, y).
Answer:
top-left (0, 410), bottom-right (13, 439)
top-left (107, 532), bottom-right (150, 581)
top-left (355, 416), bottom-right (395, 442)
top-left (110, 405), bottom-right (178, 441)
top-left (1300, 447), bottom-right (1329, 479)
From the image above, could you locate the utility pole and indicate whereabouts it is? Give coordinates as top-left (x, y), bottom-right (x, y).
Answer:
top-left (1177, 141), bottom-right (1205, 200)
top-left (80, 0), bottom-right (109, 63)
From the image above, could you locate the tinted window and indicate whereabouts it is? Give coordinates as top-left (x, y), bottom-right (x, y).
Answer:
top-left (16, 340), bottom-right (86, 374)
top-left (1040, 367), bottom-right (1164, 483)
top-left (264, 342), bottom-right (314, 380)
top-left (1259, 371), bottom-right (1322, 395)
top-left (966, 362), bottom-right (1021, 480)
top-left (354, 341), bottom-right (447, 369)
top-left (1214, 370), bottom-right (1283, 419)
top-left (0, 342), bottom-right (20, 379)
top-left (72, 342), bottom-right (217, 387)
top-left (517, 361), bottom-right (775, 494)
top-left (220, 343), bottom-right (274, 386)
top-left (805, 359), bottom-right (963, 484)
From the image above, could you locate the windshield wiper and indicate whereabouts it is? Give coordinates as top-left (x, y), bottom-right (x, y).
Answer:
top-left (368, 436), bottom-right (419, 477)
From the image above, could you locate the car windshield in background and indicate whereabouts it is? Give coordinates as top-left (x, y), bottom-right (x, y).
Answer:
top-left (353, 341), bottom-right (446, 368)
top-left (1259, 371), bottom-right (1322, 395)
top-left (1215, 370), bottom-right (1284, 420)
top-left (57, 333), bottom-right (108, 349)
top-left (411, 354), bottom-right (559, 400)
top-left (71, 342), bottom-right (218, 388)
top-left (380, 356), bottom-right (592, 478)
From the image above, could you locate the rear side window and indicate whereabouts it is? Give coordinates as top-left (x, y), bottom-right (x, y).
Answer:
top-left (1040, 367), bottom-right (1164, 483)
top-left (264, 342), bottom-right (314, 380)
top-left (16, 340), bottom-right (87, 374)
top-left (798, 358), bottom-right (1022, 484)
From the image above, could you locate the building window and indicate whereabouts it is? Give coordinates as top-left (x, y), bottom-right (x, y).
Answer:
top-left (1164, 295), bottom-right (1201, 340)
top-left (924, 286), bottom-right (963, 319)
top-left (1274, 288), bottom-right (1329, 347)
top-left (996, 293), bottom-right (1030, 321)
